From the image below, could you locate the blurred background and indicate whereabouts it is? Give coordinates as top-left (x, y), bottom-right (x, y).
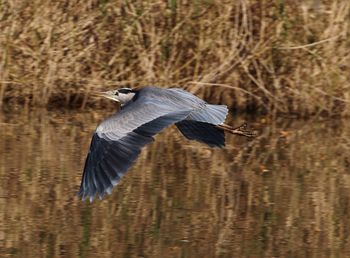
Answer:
top-left (0, 1), bottom-right (350, 257)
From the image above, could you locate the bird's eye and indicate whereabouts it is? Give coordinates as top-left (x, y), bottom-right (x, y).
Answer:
top-left (118, 88), bottom-right (133, 94)
top-left (115, 91), bottom-right (119, 96)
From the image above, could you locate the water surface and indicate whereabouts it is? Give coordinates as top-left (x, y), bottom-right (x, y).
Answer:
top-left (0, 111), bottom-right (349, 258)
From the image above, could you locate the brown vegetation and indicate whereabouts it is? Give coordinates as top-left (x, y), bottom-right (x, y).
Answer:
top-left (0, 1), bottom-right (349, 116)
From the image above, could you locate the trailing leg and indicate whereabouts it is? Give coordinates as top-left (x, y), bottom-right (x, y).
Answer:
top-left (217, 123), bottom-right (256, 138)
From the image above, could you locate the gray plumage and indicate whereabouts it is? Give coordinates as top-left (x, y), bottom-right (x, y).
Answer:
top-left (78, 86), bottom-right (228, 201)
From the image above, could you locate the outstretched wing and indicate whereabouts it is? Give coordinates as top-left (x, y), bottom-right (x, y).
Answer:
top-left (79, 95), bottom-right (191, 201)
top-left (96, 96), bottom-right (182, 141)
top-left (175, 120), bottom-right (225, 147)
top-left (79, 132), bottom-right (153, 201)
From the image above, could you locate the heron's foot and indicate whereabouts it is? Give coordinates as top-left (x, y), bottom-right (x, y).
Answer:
top-left (231, 123), bottom-right (256, 138)
top-left (219, 122), bottom-right (256, 138)
top-left (232, 122), bottom-right (248, 131)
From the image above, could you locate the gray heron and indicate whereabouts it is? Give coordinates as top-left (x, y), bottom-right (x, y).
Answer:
top-left (78, 86), bottom-right (254, 201)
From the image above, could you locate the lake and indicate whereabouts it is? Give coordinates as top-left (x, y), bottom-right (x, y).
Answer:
top-left (0, 110), bottom-right (349, 258)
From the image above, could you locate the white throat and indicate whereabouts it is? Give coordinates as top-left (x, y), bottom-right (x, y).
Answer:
top-left (118, 92), bottom-right (136, 105)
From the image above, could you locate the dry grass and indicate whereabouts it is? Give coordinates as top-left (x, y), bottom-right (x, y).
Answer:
top-left (0, 0), bottom-right (349, 116)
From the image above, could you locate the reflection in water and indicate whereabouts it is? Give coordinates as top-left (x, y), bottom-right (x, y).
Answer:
top-left (0, 110), bottom-right (349, 257)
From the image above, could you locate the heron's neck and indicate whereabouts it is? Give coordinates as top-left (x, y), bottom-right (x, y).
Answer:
top-left (119, 92), bottom-right (136, 105)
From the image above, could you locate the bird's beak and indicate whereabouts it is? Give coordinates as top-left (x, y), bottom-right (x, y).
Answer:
top-left (91, 91), bottom-right (120, 102)
top-left (91, 91), bottom-right (107, 97)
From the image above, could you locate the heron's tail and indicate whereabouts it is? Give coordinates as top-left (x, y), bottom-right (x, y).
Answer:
top-left (187, 104), bottom-right (228, 125)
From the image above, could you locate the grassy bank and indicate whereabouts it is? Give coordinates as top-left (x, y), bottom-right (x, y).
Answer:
top-left (0, 0), bottom-right (349, 116)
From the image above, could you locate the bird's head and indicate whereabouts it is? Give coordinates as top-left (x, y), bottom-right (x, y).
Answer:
top-left (95, 88), bottom-right (137, 105)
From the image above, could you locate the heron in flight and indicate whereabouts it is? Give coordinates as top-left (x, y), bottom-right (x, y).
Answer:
top-left (78, 86), bottom-right (254, 201)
